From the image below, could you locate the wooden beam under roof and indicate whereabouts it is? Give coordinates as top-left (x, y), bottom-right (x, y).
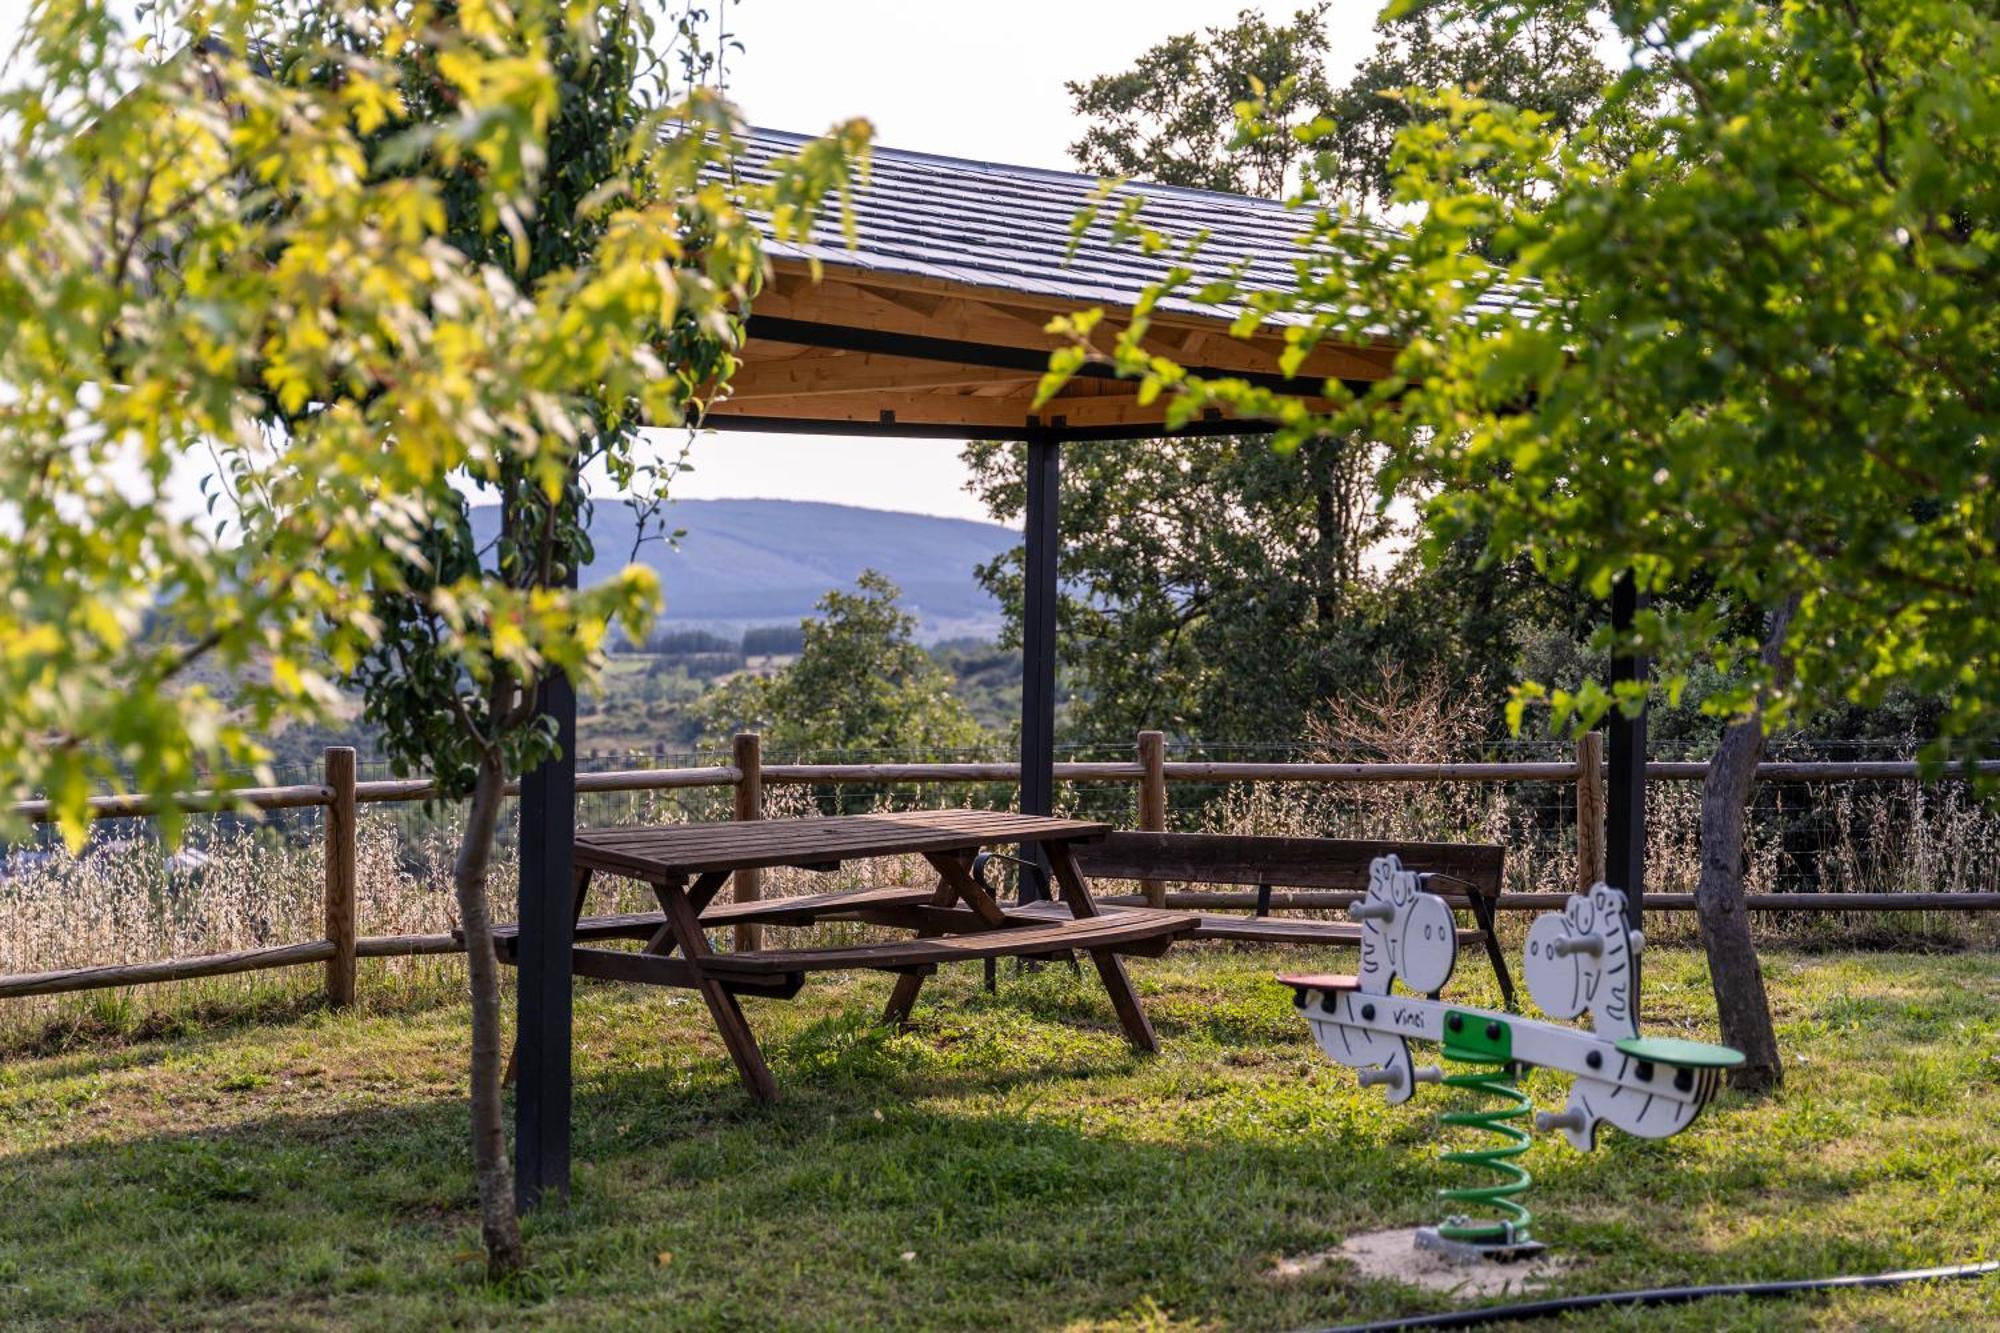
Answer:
top-left (701, 254), bottom-right (1371, 436)
top-left (722, 345), bottom-right (1039, 404)
top-left (710, 382), bottom-right (1329, 433)
top-left (755, 259), bottom-right (1397, 387)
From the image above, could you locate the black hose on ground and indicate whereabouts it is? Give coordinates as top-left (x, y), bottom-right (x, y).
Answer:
top-left (1309, 1260), bottom-right (2000, 1331)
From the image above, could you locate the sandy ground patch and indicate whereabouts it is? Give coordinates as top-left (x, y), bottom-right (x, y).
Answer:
top-left (1271, 1227), bottom-right (1571, 1299)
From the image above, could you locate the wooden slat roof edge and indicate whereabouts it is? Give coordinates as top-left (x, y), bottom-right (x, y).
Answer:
top-left (760, 256), bottom-right (1405, 357)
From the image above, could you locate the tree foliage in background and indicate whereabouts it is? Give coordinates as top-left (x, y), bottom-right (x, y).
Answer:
top-left (0, 0), bottom-right (863, 1272)
top-left (1047, 0), bottom-right (2000, 1089)
top-left (966, 434), bottom-right (1391, 745)
top-left (697, 572), bottom-right (983, 759)
top-left (1066, 5), bottom-right (1335, 197)
top-left (972, 1), bottom-right (1608, 749)
top-left (1068, 2), bottom-right (1608, 209)
top-left (1317, 0), bottom-right (1610, 209)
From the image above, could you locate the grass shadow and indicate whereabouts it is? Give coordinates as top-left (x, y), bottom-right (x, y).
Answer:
top-left (2, 950), bottom-right (1996, 1330)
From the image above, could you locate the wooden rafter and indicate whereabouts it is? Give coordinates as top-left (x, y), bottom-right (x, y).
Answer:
top-left (760, 259), bottom-right (1392, 385)
top-left (711, 383), bottom-right (1326, 432)
top-left (704, 258), bottom-right (1360, 435)
top-left (722, 346), bottom-right (1039, 404)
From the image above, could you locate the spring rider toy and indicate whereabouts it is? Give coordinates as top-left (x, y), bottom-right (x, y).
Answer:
top-left (1281, 855), bottom-right (1742, 1261)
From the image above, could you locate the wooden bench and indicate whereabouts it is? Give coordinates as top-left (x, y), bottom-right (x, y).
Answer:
top-left (697, 908), bottom-right (1192, 978)
top-left (487, 892), bottom-right (1191, 977)
top-left (486, 885), bottom-right (940, 948)
top-left (1063, 832), bottom-right (1516, 1005)
top-left (490, 902), bottom-right (1193, 1000)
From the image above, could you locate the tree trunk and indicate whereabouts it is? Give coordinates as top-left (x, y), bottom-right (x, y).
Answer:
top-left (1693, 597), bottom-right (1798, 1094)
top-left (455, 750), bottom-right (525, 1276)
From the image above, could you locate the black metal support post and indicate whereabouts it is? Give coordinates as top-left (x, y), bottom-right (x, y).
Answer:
top-left (1018, 431), bottom-right (1060, 900)
top-left (514, 665), bottom-right (576, 1212)
top-left (1606, 572), bottom-right (1649, 993)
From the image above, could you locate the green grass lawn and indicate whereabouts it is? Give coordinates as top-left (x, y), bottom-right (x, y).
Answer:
top-left (1, 946), bottom-right (1996, 1330)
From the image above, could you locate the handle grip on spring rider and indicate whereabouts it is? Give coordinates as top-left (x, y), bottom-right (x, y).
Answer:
top-left (1359, 1065), bottom-right (1444, 1090)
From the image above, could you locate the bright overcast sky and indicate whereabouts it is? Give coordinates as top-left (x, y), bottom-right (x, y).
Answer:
top-left (1, 0), bottom-right (1386, 522)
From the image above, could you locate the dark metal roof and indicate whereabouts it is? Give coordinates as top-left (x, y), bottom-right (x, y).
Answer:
top-left (734, 127), bottom-right (1524, 329)
top-left (735, 126), bottom-right (1315, 321)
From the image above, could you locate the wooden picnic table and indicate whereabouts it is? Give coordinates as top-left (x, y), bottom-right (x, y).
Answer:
top-left (490, 810), bottom-right (1197, 1100)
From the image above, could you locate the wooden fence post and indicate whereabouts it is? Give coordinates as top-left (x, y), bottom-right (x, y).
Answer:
top-left (732, 732), bottom-right (764, 952)
top-left (323, 746), bottom-right (358, 1008)
top-left (1137, 729), bottom-right (1167, 908)
top-left (1575, 730), bottom-right (1606, 894)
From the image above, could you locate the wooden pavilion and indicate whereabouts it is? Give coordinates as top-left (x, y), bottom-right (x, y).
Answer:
top-left (511, 128), bottom-right (1650, 1205)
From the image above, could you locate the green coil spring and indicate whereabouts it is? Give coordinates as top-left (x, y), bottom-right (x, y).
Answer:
top-left (1436, 1058), bottom-right (1534, 1247)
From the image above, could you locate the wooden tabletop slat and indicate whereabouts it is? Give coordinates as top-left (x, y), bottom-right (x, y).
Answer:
top-left (580, 810), bottom-right (1094, 838)
top-left (574, 811), bottom-right (1111, 877)
top-left (580, 810), bottom-right (1090, 850)
top-left (584, 826), bottom-right (1081, 859)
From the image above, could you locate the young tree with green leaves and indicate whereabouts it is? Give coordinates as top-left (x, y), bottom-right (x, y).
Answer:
top-left (1, 0), bottom-right (863, 1271)
top-left (1045, 0), bottom-right (2000, 1090)
top-left (302, 0), bottom-right (783, 1269)
top-left (697, 572), bottom-right (984, 759)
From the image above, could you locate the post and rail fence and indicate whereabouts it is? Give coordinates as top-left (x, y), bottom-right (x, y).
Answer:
top-left (5, 733), bottom-right (1998, 1007)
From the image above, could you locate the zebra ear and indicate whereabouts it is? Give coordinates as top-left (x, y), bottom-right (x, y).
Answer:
top-left (1590, 883), bottom-right (1630, 925)
top-left (1355, 858), bottom-right (1402, 995)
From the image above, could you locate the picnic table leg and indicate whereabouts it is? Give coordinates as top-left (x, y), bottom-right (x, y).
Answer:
top-left (881, 862), bottom-right (959, 1027)
top-left (1463, 888), bottom-right (1518, 1009)
top-left (654, 878), bottom-right (779, 1102)
top-left (641, 870), bottom-right (732, 957)
top-left (1046, 841), bottom-right (1161, 1054)
top-left (923, 852), bottom-right (1011, 927)
top-left (884, 844), bottom-right (1024, 1020)
top-left (882, 968), bottom-right (932, 1028)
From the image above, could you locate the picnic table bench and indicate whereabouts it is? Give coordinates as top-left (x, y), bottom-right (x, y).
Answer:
top-left (487, 810), bottom-right (1195, 1100)
top-left (1054, 831), bottom-right (1518, 1004)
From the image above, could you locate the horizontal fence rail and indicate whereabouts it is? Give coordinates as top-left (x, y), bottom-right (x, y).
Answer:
top-left (15, 758), bottom-right (2000, 826)
top-left (0, 934), bottom-right (464, 1000)
top-left (6, 735), bottom-right (1998, 1008)
top-left (1105, 891), bottom-right (2000, 914)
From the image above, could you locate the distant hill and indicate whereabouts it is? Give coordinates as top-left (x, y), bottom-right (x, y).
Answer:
top-left (468, 498), bottom-right (1014, 639)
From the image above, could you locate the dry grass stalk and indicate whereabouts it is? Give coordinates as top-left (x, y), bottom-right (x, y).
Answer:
top-left (4, 737), bottom-right (1996, 1039)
